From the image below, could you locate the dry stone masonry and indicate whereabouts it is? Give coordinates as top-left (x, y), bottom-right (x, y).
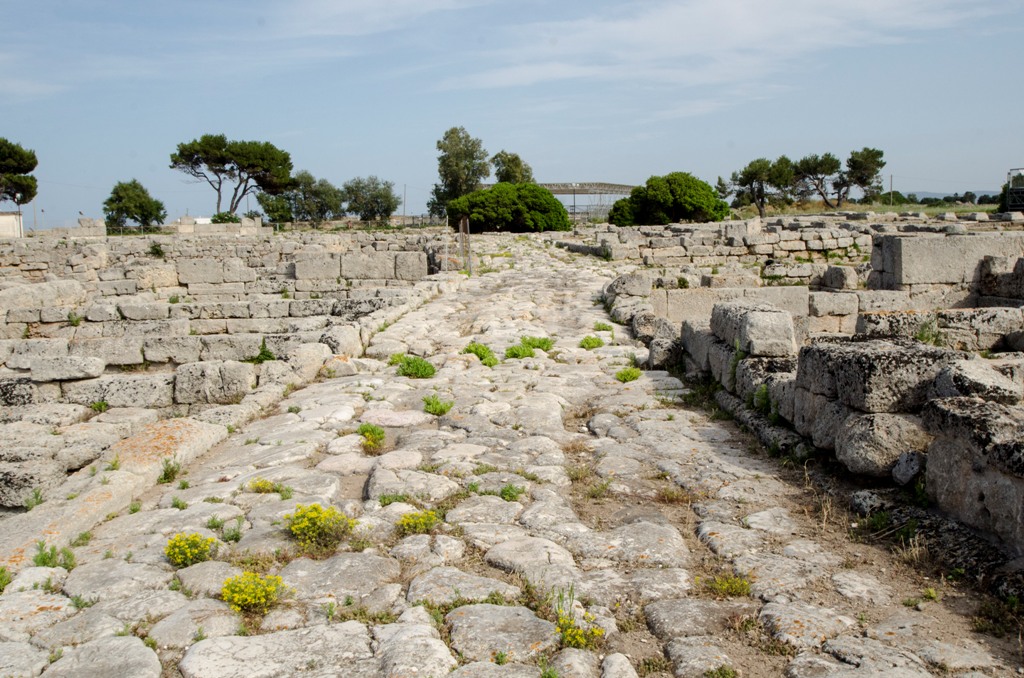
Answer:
top-left (0, 224), bottom-right (1021, 677)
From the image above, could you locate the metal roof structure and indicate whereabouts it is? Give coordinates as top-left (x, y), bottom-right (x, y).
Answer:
top-left (481, 182), bottom-right (635, 195)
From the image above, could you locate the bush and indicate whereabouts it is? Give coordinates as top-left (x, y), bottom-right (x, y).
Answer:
top-left (284, 503), bottom-right (355, 553)
top-left (211, 211), bottom-right (241, 224)
top-left (615, 367), bottom-right (642, 383)
top-left (394, 355), bottom-right (436, 379)
top-left (395, 510), bottom-right (439, 536)
top-left (504, 344), bottom-right (535, 360)
top-left (423, 394), bottom-right (454, 416)
top-left (165, 533), bottom-right (216, 568)
top-left (357, 423), bottom-right (386, 452)
top-left (447, 182), bottom-right (570, 233)
top-left (462, 342), bottom-right (499, 367)
top-left (33, 542), bottom-right (75, 570)
top-left (243, 339), bottom-right (276, 364)
top-left (579, 336), bottom-right (604, 350)
top-left (609, 172), bottom-right (728, 225)
top-left (520, 336), bottom-right (554, 351)
top-left (221, 572), bottom-right (285, 614)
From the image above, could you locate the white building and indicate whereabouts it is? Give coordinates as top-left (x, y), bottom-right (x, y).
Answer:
top-left (0, 212), bottom-right (24, 238)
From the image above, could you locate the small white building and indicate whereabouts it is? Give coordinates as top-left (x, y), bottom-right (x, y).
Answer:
top-left (0, 212), bottom-right (24, 238)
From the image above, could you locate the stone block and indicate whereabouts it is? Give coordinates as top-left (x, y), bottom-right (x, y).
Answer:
top-left (30, 357), bottom-right (105, 382)
top-left (890, 233), bottom-right (1024, 285)
top-left (734, 357), bottom-right (797, 404)
top-left (0, 460), bottom-right (65, 507)
top-left (835, 413), bottom-right (931, 476)
top-left (174, 361), bottom-right (256, 405)
top-left (808, 292), bottom-right (858, 317)
top-left (142, 336), bottom-right (202, 364)
top-left (710, 302), bottom-right (796, 358)
top-left (132, 264), bottom-right (179, 290)
top-left (321, 325), bottom-right (363, 357)
top-left (287, 343), bottom-right (333, 382)
top-left (341, 252), bottom-right (394, 279)
top-left (85, 304), bottom-right (120, 322)
top-left (924, 397), bottom-right (1024, 555)
top-left (6, 339), bottom-right (69, 370)
top-left (855, 310), bottom-right (933, 340)
top-left (177, 259), bottom-right (224, 284)
top-left (117, 303), bottom-right (170, 321)
top-left (744, 286), bottom-right (809, 317)
top-left (932, 359), bottom-right (1023, 405)
top-left (198, 302), bottom-right (251, 319)
top-left (62, 374), bottom-right (174, 408)
top-left (656, 288), bottom-right (743, 324)
top-left (200, 335), bottom-right (263, 362)
top-left (800, 340), bottom-right (962, 413)
top-left (221, 258), bottom-right (256, 283)
top-left (605, 272), bottom-right (651, 299)
top-left (289, 299), bottom-right (335, 317)
top-left (0, 378), bottom-right (37, 406)
top-left (6, 308), bottom-right (40, 323)
top-left (69, 337), bottom-right (145, 366)
top-left (395, 252), bottom-right (428, 280)
top-left (249, 299), bottom-right (292, 318)
top-left (0, 280), bottom-right (86, 312)
top-left (821, 266), bottom-right (859, 290)
top-left (294, 255), bottom-right (340, 281)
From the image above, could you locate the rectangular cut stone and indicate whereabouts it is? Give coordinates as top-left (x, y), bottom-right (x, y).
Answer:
top-left (118, 303), bottom-right (170, 321)
top-left (200, 335), bottom-right (263, 361)
top-left (394, 252), bottom-right (428, 281)
top-left (222, 258), bottom-right (256, 283)
top-left (809, 292), bottom-right (858, 317)
top-left (143, 336), bottom-right (203, 363)
top-left (177, 259), bottom-right (224, 284)
top-left (69, 337), bottom-right (145, 366)
top-left (61, 374), bottom-right (174, 408)
top-left (341, 253), bottom-right (394, 279)
top-left (6, 339), bottom-right (69, 369)
top-left (889, 233), bottom-right (1024, 285)
top-left (30, 356), bottom-right (105, 382)
top-left (294, 255), bottom-right (341, 281)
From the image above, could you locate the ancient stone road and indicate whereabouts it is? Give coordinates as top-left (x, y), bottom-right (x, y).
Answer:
top-left (0, 236), bottom-right (1019, 677)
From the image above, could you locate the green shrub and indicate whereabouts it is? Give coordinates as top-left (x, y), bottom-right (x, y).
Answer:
top-left (505, 344), bottom-right (535, 360)
top-left (221, 572), bottom-right (285, 615)
top-left (148, 242), bottom-right (165, 258)
top-left (89, 401), bottom-right (109, 413)
top-left (615, 367), bottom-right (642, 383)
top-left (357, 423), bottom-right (386, 453)
top-left (447, 182), bottom-right (570, 233)
top-left (0, 567), bottom-right (10, 594)
top-left (165, 533), bottom-right (216, 568)
top-left (704, 574), bottom-right (751, 598)
top-left (395, 355), bottom-right (436, 379)
top-left (423, 394), bottom-right (454, 416)
top-left (211, 211), bottom-right (241, 224)
top-left (284, 503), bottom-right (355, 554)
top-left (396, 510), bottom-right (439, 536)
top-left (593, 322), bottom-right (613, 332)
top-left (462, 342), bottom-right (499, 367)
top-left (33, 542), bottom-right (75, 571)
top-left (520, 336), bottom-right (554, 351)
top-left (579, 335), bottom-right (604, 350)
top-left (243, 339), bottom-right (276, 364)
top-left (24, 488), bottom-right (44, 510)
top-left (157, 457), bottom-right (181, 484)
top-left (499, 484), bottom-right (525, 502)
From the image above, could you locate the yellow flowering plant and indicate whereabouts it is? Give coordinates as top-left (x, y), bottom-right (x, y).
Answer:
top-left (284, 503), bottom-right (355, 555)
top-left (164, 533), bottom-right (216, 568)
top-left (221, 572), bottom-right (285, 615)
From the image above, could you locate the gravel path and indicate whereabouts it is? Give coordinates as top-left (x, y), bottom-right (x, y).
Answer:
top-left (0, 235), bottom-right (1018, 677)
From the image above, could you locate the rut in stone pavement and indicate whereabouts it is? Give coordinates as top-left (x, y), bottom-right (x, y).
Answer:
top-left (1, 234), bottom-right (1019, 678)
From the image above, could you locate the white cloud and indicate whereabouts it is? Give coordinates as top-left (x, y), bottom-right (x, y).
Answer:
top-left (266, 0), bottom-right (490, 39)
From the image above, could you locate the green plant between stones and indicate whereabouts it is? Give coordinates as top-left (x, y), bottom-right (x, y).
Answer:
top-left (462, 342), bottom-right (499, 367)
top-left (615, 367), bottom-right (642, 383)
top-left (284, 503), bottom-right (356, 555)
top-left (578, 335), bottom-right (604, 350)
top-left (221, 572), bottom-right (286, 615)
top-left (422, 394), bottom-right (454, 416)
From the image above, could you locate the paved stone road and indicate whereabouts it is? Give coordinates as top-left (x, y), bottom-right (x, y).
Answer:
top-left (0, 235), bottom-right (1019, 677)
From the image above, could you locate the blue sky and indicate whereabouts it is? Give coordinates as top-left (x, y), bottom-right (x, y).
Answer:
top-left (3, 0), bottom-right (1022, 228)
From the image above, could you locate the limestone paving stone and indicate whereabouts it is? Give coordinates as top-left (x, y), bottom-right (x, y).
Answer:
top-left (147, 598), bottom-right (238, 649)
top-left (567, 521), bottom-right (689, 567)
top-left (176, 561), bottom-right (244, 599)
top-left (41, 636), bottom-right (161, 678)
top-left (760, 601), bottom-right (855, 650)
top-left (406, 566), bottom-right (521, 606)
top-left (0, 640), bottom-right (48, 678)
top-left (0, 591), bottom-right (77, 642)
top-left (374, 622), bottom-right (457, 678)
top-left (278, 553), bottom-right (401, 603)
top-left (448, 664), bottom-right (540, 678)
top-left (446, 604), bottom-right (558, 663)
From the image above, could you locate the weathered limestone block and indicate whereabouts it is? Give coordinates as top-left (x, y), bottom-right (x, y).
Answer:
top-left (30, 356), bottom-right (105, 382)
top-left (632, 310), bottom-right (659, 343)
top-left (710, 302), bottom-right (796, 357)
top-left (835, 413), bottom-right (931, 477)
top-left (681, 322), bottom-right (714, 373)
top-left (177, 259), bottom-right (224, 284)
top-left (199, 335), bottom-right (263, 362)
top-left (289, 299), bottom-right (335, 317)
top-left (198, 302), bottom-right (250, 319)
top-left (70, 337), bottom-right (145, 366)
top-left (118, 303), bottom-right (170, 321)
top-left (797, 340), bottom-right (961, 413)
top-left (604, 272), bottom-right (651, 299)
top-left (174, 361), bottom-right (256, 405)
top-left (294, 254), bottom-right (340, 280)
top-left (0, 280), bottom-right (86, 313)
top-left (707, 339), bottom-right (736, 391)
top-left (62, 374), bottom-right (174, 408)
top-left (647, 317), bottom-right (681, 369)
top-left (924, 397), bottom-right (1024, 555)
top-left (855, 310), bottom-right (933, 339)
top-left (0, 378), bottom-right (37, 406)
top-left (821, 266), bottom-right (859, 290)
top-left (342, 252), bottom-right (394, 279)
top-left (320, 325), bottom-right (363, 356)
top-left (0, 459), bottom-right (64, 507)
top-left (886, 233), bottom-right (1024, 286)
top-left (143, 336), bottom-right (202, 364)
top-left (249, 299), bottom-right (292, 318)
top-left (6, 339), bottom-right (69, 370)
top-left (933, 359), bottom-right (1023, 405)
top-left (395, 251), bottom-right (428, 280)
top-left (855, 291), bottom-right (920, 312)
top-left (221, 258), bottom-right (256, 283)
top-left (734, 357), bottom-right (796, 404)
top-left (808, 292), bottom-right (858, 317)
top-left (287, 343), bottom-right (332, 383)
top-left (132, 264), bottom-right (179, 290)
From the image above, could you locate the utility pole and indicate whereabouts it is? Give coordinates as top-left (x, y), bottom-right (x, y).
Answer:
top-left (403, 184), bottom-right (407, 223)
top-left (890, 174), bottom-right (893, 206)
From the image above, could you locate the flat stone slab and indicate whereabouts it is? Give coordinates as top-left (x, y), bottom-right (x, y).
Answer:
top-left (759, 601), bottom-right (854, 649)
top-left (818, 635), bottom-right (932, 676)
top-left (567, 521), bottom-right (688, 567)
top-left (0, 590), bottom-right (77, 642)
top-left (831, 571), bottom-right (892, 605)
top-left (28, 607), bottom-right (124, 650)
top-left (407, 566), bottom-right (521, 606)
top-left (446, 495), bottom-right (524, 524)
top-left (179, 622), bottom-right (378, 678)
top-left (645, 598), bottom-right (757, 641)
top-left (734, 552), bottom-right (825, 599)
top-left (742, 507), bottom-right (799, 535)
top-left (665, 636), bottom-right (732, 678)
top-left (278, 553), bottom-right (401, 603)
top-left (0, 640), bottom-right (48, 677)
top-left (449, 663), bottom-right (541, 677)
top-left (485, 537), bottom-right (578, 588)
top-left (43, 636), bottom-right (161, 678)
top-left (696, 521), bottom-right (765, 558)
top-left (63, 559), bottom-right (174, 602)
top-left (176, 560), bottom-right (245, 599)
top-left (366, 467), bottom-right (461, 504)
top-left (148, 599), bottom-right (239, 649)
top-left (446, 604), bottom-right (558, 663)
top-left (375, 622), bottom-right (457, 678)
top-left (360, 408), bottom-right (434, 427)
